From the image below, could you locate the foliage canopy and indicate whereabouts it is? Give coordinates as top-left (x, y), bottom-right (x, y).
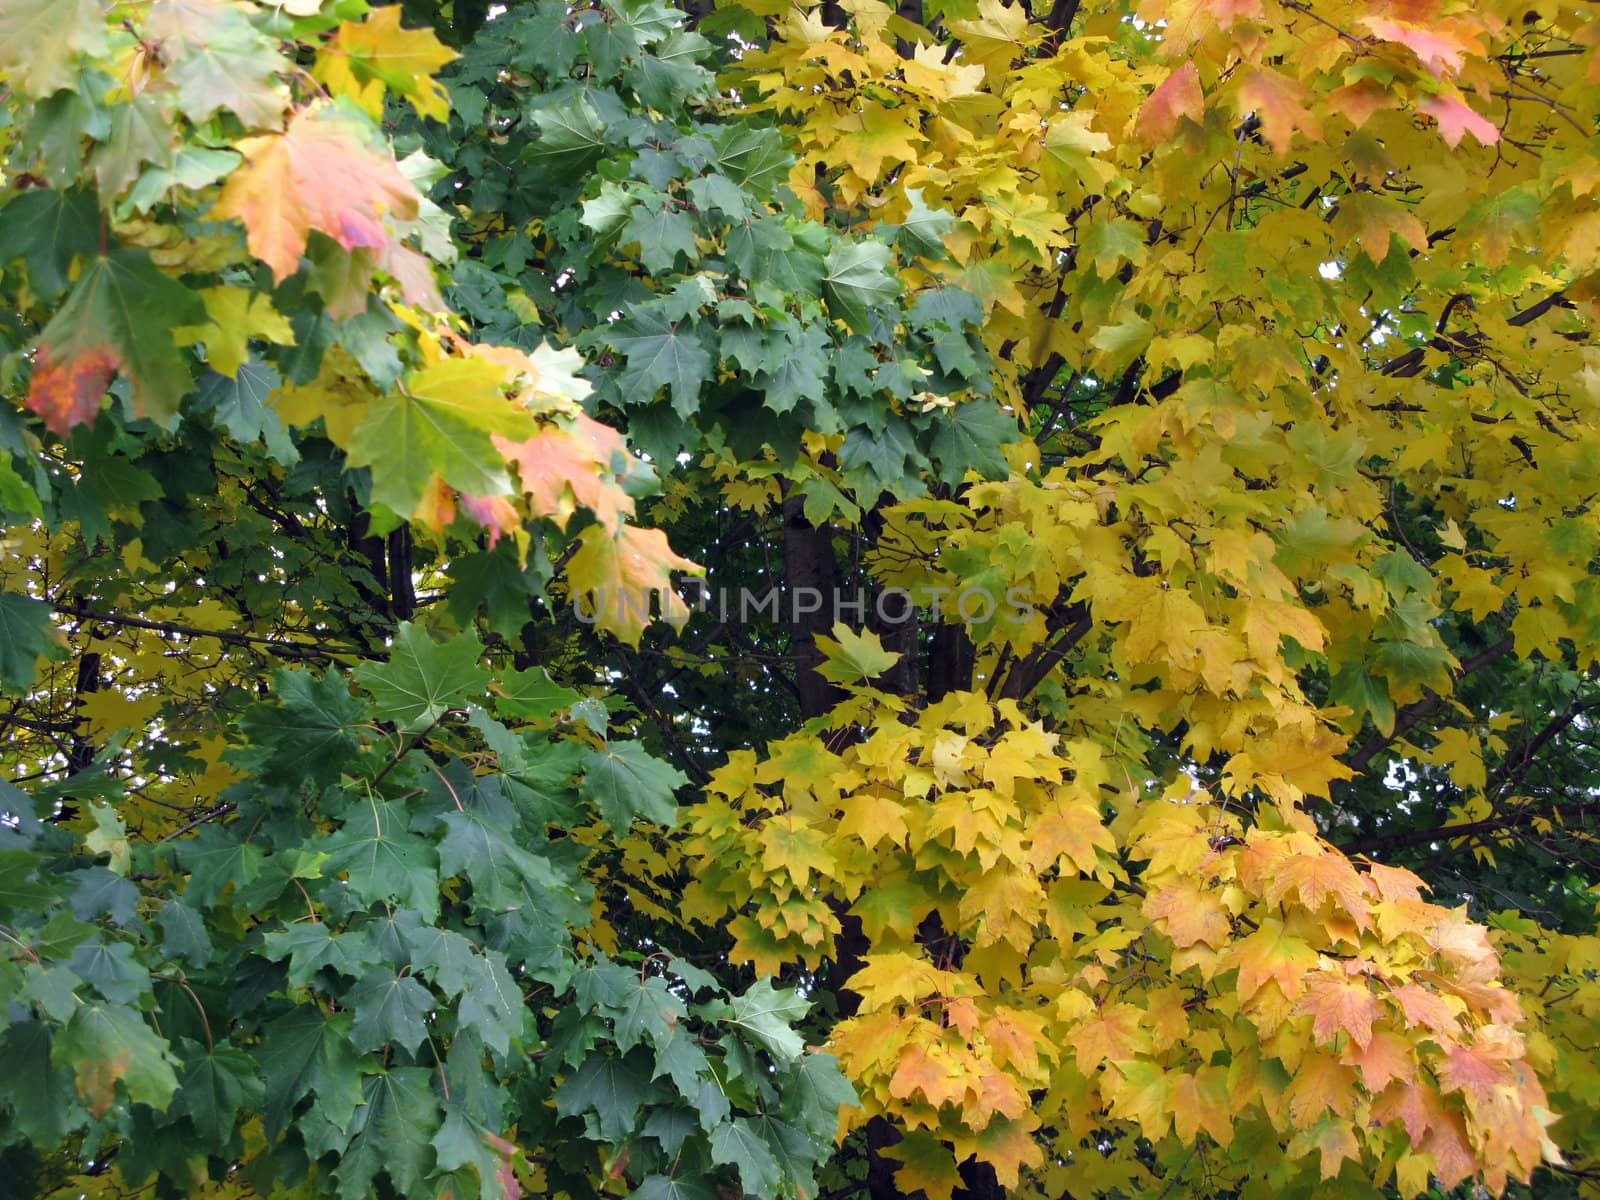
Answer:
top-left (4, 0), bottom-right (1600, 1198)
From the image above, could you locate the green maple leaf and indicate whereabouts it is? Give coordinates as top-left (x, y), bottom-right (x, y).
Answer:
top-left (456, 950), bottom-right (525, 1055)
top-left (261, 1007), bottom-right (369, 1132)
top-left (334, 1068), bottom-right (442, 1200)
top-left (0, 1022), bottom-right (77, 1144)
top-left (180, 827), bottom-right (264, 909)
top-left (1329, 661), bottom-right (1397, 737)
top-left (346, 968), bottom-right (434, 1053)
top-left (437, 807), bottom-right (564, 909)
top-left (197, 362), bottom-right (298, 464)
top-left (927, 400), bottom-right (1017, 484)
top-left (489, 666), bottom-right (582, 724)
top-left (708, 125), bottom-right (790, 194)
top-left (554, 1052), bottom-right (653, 1141)
top-left (345, 359), bottom-right (533, 520)
top-left (174, 1039), bottom-right (265, 1144)
top-left (626, 30), bottom-right (713, 109)
top-left (895, 189), bottom-right (953, 260)
top-left (527, 97), bottom-right (609, 173)
top-left (320, 795), bottom-right (441, 921)
top-left (607, 312), bottom-right (714, 417)
top-left (611, 976), bottom-right (686, 1054)
top-left (632, 1175), bottom-right (718, 1200)
top-left (68, 939), bottom-right (148, 1005)
top-left (711, 1118), bottom-right (784, 1199)
top-left (155, 900), bottom-right (212, 968)
top-left (354, 622), bottom-right (489, 732)
top-left (432, 1104), bottom-right (507, 1188)
top-left (822, 240), bottom-right (900, 334)
top-left (402, 922), bottom-right (479, 994)
top-left (723, 979), bottom-right (807, 1061)
top-left (622, 204), bottom-right (700, 273)
top-left (651, 1026), bottom-right (709, 1099)
top-left (260, 921), bottom-right (379, 987)
top-left (0, 188), bottom-right (98, 299)
top-left (240, 667), bottom-right (366, 786)
top-left (781, 1053), bottom-right (857, 1141)
top-left (581, 741), bottom-right (686, 830)
top-left (55, 1002), bottom-right (179, 1115)
top-left (0, 591), bottom-right (59, 695)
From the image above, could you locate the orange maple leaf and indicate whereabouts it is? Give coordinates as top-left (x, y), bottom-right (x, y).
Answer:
top-left (1298, 971), bottom-right (1382, 1048)
top-left (213, 109), bottom-right (420, 283)
top-left (1135, 61), bottom-right (1203, 143)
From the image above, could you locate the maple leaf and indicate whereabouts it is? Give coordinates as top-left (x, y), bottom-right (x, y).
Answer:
top-left (1298, 971), bottom-right (1382, 1049)
top-left (1170, 1068), bottom-right (1233, 1146)
top-left (494, 416), bottom-right (636, 533)
top-left (1144, 881), bottom-right (1231, 949)
top-left (144, 0), bottom-right (289, 128)
top-left (1388, 982), bottom-right (1461, 1038)
top-left (1418, 93), bottom-right (1499, 148)
top-left (315, 5), bottom-right (457, 122)
top-left (565, 524), bottom-right (701, 646)
top-left (212, 109), bottom-right (420, 284)
top-left (345, 357), bottom-right (533, 521)
top-left (26, 251), bottom-right (204, 433)
top-left (1359, 16), bottom-right (1479, 78)
top-left (0, 0), bottom-right (107, 98)
top-left (888, 1040), bottom-right (967, 1109)
top-left (1227, 918), bottom-right (1318, 1003)
top-left (1286, 1051), bottom-right (1359, 1126)
top-left (1069, 1004), bottom-right (1147, 1074)
top-left (814, 624), bottom-right (902, 686)
top-left (1136, 62), bottom-right (1204, 143)
top-left (1237, 68), bottom-right (1321, 156)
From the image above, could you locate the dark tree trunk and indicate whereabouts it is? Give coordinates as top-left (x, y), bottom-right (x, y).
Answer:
top-left (783, 493), bottom-right (842, 719)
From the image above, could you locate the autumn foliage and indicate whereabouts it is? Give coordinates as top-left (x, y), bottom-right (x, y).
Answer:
top-left (3, 0), bottom-right (1600, 1198)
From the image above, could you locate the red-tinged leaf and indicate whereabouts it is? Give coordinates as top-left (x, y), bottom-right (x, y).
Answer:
top-left (970, 1112), bottom-right (1042, 1188)
top-left (1227, 918), bottom-right (1317, 1003)
top-left (1069, 1003), bottom-right (1147, 1073)
top-left (457, 493), bottom-right (521, 549)
top-left (24, 250), bottom-right (203, 432)
top-left (1170, 1067), bottom-right (1233, 1146)
top-left (26, 345), bottom-right (117, 434)
top-left (1136, 61), bottom-right (1203, 143)
top-left (1427, 908), bottom-right (1496, 965)
top-left (1422, 1110), bottom-right (1477, 1190)
top-left (1144, 880), bottom-right (1231, 949)
top-left (1298, 972), bottom-right (1381, 1049)
top-left (1389, 982), bottom-right (1460, 1038)
top-left (1418, 93), bottom-right (1498, 148)
top-left (1327, 78), bottom-right (1393, 129)
top-left (1359, 16), bottom-right (1480, 78)
top-left (212, 109), bottom-right (419, 282)
top-left (1285, 1051), bottom-right (1359, 1126)
top-left (1437, 1042), bottom-right (1511, 1101)
top-left (1237, 68), bottom-right (1321, 156)
top-left (1027, 796), bottom-right (1113, 876)
top-left (1373, 1079), bottom-right (1445, 1142)
top-left (1341, 1029), bottom-right (1416, 1093)
top-left (981, 1006), bottom-right (1049, 1077)
top-left (1365, 860), bottom-right (1427, 904)
top-left (888, 1040), bottom-right (965, 1109)
top-left (493, 420), bottom-right (635, 533)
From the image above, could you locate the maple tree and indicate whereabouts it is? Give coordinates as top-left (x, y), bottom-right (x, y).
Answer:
top-left (4, 0), bottom-right (1600, 1199)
